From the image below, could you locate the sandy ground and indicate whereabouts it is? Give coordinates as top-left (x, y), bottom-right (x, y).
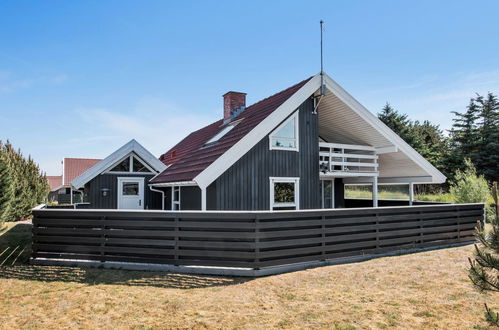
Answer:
top-left (0, 243), bottom-right (497, 329)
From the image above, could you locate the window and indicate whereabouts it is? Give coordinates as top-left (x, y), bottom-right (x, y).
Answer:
top-left (321, 180), bottom-right (335, 209)
top-left (111, 158), bottom-right (130, 172)
top-left (108, 154), bottom-right (154, 174)
top-left (122, 182), bottom-right (139, 195)
top-left (269, 112), bottom-right (299, 151)
top-left (172, 186), bottom-right (180, 210)
top-left (205, 124), bottom-right (236, 145)
top-left (132, 157), bottom-right (148, 172)
top-left (270, 177), bottom-right (300, 210)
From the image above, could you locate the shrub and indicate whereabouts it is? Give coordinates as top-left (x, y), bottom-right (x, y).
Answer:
top-left (450, 159), bottom-right (490, 204)
top-left (0, 141), bottom-right (49, 222)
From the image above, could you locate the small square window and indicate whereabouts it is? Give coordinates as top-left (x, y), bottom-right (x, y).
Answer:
top-left (270, 177), bottom-right (299, 210)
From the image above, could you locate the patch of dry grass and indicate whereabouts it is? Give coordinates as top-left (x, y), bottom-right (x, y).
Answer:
top-left (0, 224), bottom-right (497, 329)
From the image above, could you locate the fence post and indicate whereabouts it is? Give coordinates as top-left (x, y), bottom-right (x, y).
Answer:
top-left (418, 210), bottom-right (424, 246)
top-left (255, 215), bottom-right (260, 270)
top-left (100, 215), bottom-right (106, 262)
top-left (321, 213), bottom-right (326, 260)
top-left (31, 212), bottom-right (38, 260)
top-left (375, 210), bottom-right (380, 250)
top-left (174, 216), bottom-right (179, 266)
top-left (456, 205), bottom-right (461, 241)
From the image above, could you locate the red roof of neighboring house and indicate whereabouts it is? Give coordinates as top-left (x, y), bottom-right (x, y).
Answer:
top-left (63, 158), bottom-right (101, 186)
top-left (46, 175), bottom-right (63, 191)
top-left (151, 77), bottom-right (312, 184)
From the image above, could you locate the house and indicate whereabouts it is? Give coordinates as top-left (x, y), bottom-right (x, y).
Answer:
top-left (46, 158), bottom-right (101, 204)
top-left (70, 72), bottom-right (445, 210)
top-left (148, 72), bottom-right (445, 211)
top-left (71, 140), bottom-right (167, 209)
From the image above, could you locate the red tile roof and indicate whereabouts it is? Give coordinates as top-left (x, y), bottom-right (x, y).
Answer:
top-left (63, 158), bottom-right (101, 186)
top-left (46, 175), bottom-right (63, 191)
top-left (152, 77), bottom-right (312, 184)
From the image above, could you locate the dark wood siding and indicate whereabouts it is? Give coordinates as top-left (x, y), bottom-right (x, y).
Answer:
top-left (334, 178), bottom-right (345, 208)
top-left (153, 186), bottom-right (201, 210)
top-left (85, 173), bottom-right (162, 210)
top-left (181, 186), bottom-right (201, 210)
top-left (213, 97), bottom-right (320, 210)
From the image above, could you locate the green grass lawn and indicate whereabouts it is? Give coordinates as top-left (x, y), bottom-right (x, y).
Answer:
top-left (345, 186), bottom-right (456, 203)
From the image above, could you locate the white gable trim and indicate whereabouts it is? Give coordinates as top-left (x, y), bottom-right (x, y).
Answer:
top-left (323, 74), bottom-right (446, 184)
top-left (194, 75), bottom-right (322, 189)
top-left (193, 73), bottom-right (445, 189)
top-left (103, 153), bottom-right (156, 174)
top-left (71, 139), bottom-right (167, 189)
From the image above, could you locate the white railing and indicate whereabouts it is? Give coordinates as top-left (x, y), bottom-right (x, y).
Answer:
top-left (319, 142), bottom-right (378, 177)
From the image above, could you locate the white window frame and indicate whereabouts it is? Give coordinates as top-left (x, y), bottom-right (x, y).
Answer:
top-left (105, 153), bottom-right (155, 175)
top-left (269, 177), bottom-right (300, 210)
top-left (117, 177), bottom-right (145, 210)
top-left (172, 186), bottom-right (181, 210)
top-left (320, 179), bottom-right (335, 209)
top-left (269, 111), bottom-right (299, 152)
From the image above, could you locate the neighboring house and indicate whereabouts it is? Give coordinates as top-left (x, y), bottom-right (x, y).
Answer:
top-left (71, 140), bottom-right (167, 209)
top-left (46, 175), bottom-right (63, 202)
top-left (70, 72), bottom-right (445, 210)
top-left (46, 158), bottom-right (101, 204)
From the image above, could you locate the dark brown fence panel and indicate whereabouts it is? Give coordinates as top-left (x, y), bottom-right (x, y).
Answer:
top-left (32, 203), bottom-right (484, 271)
top-left (32, 210), bottom-right (258, 268)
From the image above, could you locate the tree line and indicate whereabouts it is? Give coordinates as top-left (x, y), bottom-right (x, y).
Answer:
top-left (0, 141), bottom-right (49, 223)
top-left (378, 92), bottom-right (499, 190)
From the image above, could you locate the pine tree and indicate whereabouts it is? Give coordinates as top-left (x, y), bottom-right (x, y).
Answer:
top-left (0, 140), bottom-right (49, 221)
top-left (411, 120), bottom-right (449, 172)
top-left (475, 93), bottom-right (499, 182)
top-left (378, 104), bottom-right (450, 192)
top-left (449, 99), bottom-right (481, 173)
top-left (469, 181), bottom-right (499, 326)
top-left (378, 103), bottom-right (414, 144)
top-left (0, 145), bottom-right (13, 223)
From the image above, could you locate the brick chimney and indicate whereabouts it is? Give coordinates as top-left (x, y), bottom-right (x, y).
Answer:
top-left (223, 91), bottom-right (246, 122)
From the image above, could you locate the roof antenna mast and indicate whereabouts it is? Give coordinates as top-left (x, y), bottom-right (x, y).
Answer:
top-left (314, 20), bottom-right (325, 115)
top-left (320, 19), bottom-right (325, 96)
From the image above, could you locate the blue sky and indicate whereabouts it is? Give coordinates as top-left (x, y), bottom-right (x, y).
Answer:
top-left (1, 1), bottom-right (499, 175)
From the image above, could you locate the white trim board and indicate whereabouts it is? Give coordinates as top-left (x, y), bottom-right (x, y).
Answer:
top-left (103, 153), bottom-right (156, 175)
top-left (193, 72), bottom-right (445, 189)
top-left (269, 177), bottom-right (300, 210)
top-left (323, 74), bottom-right (445, 183)
top-left (71, 139), bottom-right (167, 189)
top-left (194, 76), bottom-right (321, 189)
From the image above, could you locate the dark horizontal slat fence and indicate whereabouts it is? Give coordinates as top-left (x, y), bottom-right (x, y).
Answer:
top-left (32, 203), bottom-right (484, 270)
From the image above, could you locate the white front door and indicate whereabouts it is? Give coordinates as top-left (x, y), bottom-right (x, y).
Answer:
top-left (117, 177), bottom-right (144, 210)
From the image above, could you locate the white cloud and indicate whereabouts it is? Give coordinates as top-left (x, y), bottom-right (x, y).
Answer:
top-left (0, 70), bottom-right (68, 93)
top-left (75, 96), bottom-right (219, 157)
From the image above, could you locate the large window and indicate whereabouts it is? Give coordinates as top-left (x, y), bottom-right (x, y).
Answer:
top-left (269, 112), bottom-right (299, 151)
top-left (270, 177), bottom-right (300, 210)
